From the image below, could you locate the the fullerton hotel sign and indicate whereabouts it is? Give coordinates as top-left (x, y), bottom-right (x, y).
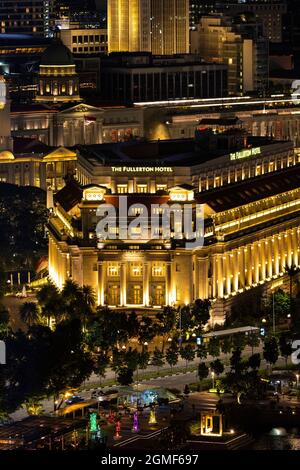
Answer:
top-left (111, 166), bottom-right (174, 173)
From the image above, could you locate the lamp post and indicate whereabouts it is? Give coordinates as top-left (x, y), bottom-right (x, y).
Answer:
top-left (296, 374), bottom-right (299, 388)
top-left (211, 371), bottom-right (215, 389)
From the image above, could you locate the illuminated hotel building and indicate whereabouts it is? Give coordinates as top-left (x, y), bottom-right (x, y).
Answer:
top-left (47, 134), bottom-right (300, 323)
top-left (0, 0), bottom-right (54, 37)
top-left (108, 0), bottom-right (189, 54)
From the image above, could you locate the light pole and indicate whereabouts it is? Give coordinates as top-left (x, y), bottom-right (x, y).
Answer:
top-left (296, 374), bottom-right (299, 388)
top-left (211, 371), bottom-right (215, 389)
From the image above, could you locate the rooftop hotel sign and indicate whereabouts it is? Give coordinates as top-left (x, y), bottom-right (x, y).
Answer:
top-left (111, 166), bottom-right (174, 173)
top-left (230, 147), bottom-right (261, 161)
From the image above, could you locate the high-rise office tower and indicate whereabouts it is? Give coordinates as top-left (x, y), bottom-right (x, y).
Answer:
top-left (108, 0), bottom-right (189, 54)
top-left (0, 0), bottom-right (55, 37)
top-left (108, 0), bottom-right (151, 52)
top-left (191, 14), bottom-right (269, 95)
top-left (151, 0), bottom-right (189, 54)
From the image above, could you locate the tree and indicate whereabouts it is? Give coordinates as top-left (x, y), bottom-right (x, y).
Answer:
top-left (156, 306), bottom-right (177, 352)
top-left (117, 367), bottom-right (134, 386)
top-left (151, 348), bottom-right (164, 373)
top-left (94, 354), bottom-right (108, 386)
top-left (285, 264), bottom-right (300, 317)
top-left (230, 348), bottom-right (244, 375)
top-left (248, 353), bottom-right (261, 370)
top-left (208, 337), bottom-right (220, 358)
top-left (166, 345), bottom-right (179, 372)
top-left (191, 299), bottom-right (211, 329)
top-left (279, 334), bottom-right (293, 368)
top-left (269, 289), bottom-right (291, 324)
top-left (232, 333), bottom-right (247, 351)
top-left (138, 317), bottom-right (156, 347)
top-left (247, 333), bottom-right (260, 355)
top-left (19, 302), bottom-right (39, 328)
top-left (221, 336), bottom-right (232, 356)
top-left (111, 348), bottom-right (125, 379)
top-left (126, 311), bottom-right (139, 339)
top-left (82, 285), bottom-right (96, 310)
top-left (48, 319), bottom-right (94, 409)
top-left (196, 344), bottom-right (208, 360)
top-left (80, 285), bottom-right (96, 329)
top-left (138, 350), bottom-right (150, 371)
top-left (124, 348), bottom-right (140, 372)
top-left (180, 344), bottom-right (195, 371)
top-left (178, 305), bottom-right (194, 337)
top-left (37, 282), bottom-right (62, 326)
top-left (198, 363), bottom-right (209, 391)
top-left (263, 336), bottom-right (279, 370)
top-left (0, 306), bottom-right (9, 334)
top-left (210, 359), bottom-right (224, 377)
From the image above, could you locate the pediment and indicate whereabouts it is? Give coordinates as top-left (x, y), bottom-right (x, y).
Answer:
top-left (59, 103), bottom-right (104, 115)
top-left (43, 147), bottom-right (77, 161)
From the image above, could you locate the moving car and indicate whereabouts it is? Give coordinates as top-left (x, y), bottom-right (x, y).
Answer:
top-left (65, 395), bottom-right (84, 405)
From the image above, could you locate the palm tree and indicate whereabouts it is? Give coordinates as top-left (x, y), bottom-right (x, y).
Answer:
top-left (62, 279), bottom-right (82, 307)
top-left (37, 282), bottom-right (63, 326)
top-left (82, 285), bottom-right (96, 309)
top-left (80, 285), bottom-right (96, 329)
top-left (36, 282), bottom-right (60, 306)
top-left (19, 302), bottom-right (39, 328)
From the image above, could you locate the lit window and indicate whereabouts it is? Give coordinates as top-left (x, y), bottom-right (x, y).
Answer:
top-left (152, 263), bottom-right (165, 277)
top-left (137, 184), bottom-right (147, 193)
top-left (117, 184), bottom-right (128, 194)
top-left (107, 263), bottom-right (120, 277)
top-left (130, 263), bottom-right (143, 277)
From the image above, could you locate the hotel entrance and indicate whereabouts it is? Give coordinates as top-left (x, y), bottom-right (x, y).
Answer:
top-left (127, 284), bottom-right (143, 306)
top-left (152, 284), bottom-right (165, 307)
top-left (107, 284), bottom-right (120, 306)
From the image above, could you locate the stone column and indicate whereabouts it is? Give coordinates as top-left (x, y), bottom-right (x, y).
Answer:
top-left (120, 262), bottom-right (127, 306)
top-left (98, 261), bottom-right (105, 306)
top-left (165, 262), bottom-right (172, 306)
top-left (143, 261), bottom-right (150, 306)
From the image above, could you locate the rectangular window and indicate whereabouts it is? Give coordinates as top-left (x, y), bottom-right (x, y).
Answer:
top-left (130, 262), bottom-right (143, 277)
top-left (107, 263), bottom-right (120, 277)
top-left (117, 184), bottom-right (128, 194)
top-left (137, 184), bottom-right (147, 193)
top-left (152, 263), bottom-right (165, 277)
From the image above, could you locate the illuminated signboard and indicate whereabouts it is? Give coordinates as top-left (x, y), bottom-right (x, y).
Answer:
top-left (230, 147), bottom-right (261, 161)
top-left (111, 167), bottom-right (174, 173)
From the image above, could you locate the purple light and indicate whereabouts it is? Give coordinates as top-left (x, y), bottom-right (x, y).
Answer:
top-left (133, 411), bottom-right (139, 432)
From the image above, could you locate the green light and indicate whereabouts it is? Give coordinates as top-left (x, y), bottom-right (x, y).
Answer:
top-left (89, 412), bottom-right (98, 433)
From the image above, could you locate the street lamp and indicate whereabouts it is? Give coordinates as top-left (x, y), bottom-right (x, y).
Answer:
top-left (296, 374), bottom-right (299, 388)
top-left (211, 371), bottom-right (215, 389)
